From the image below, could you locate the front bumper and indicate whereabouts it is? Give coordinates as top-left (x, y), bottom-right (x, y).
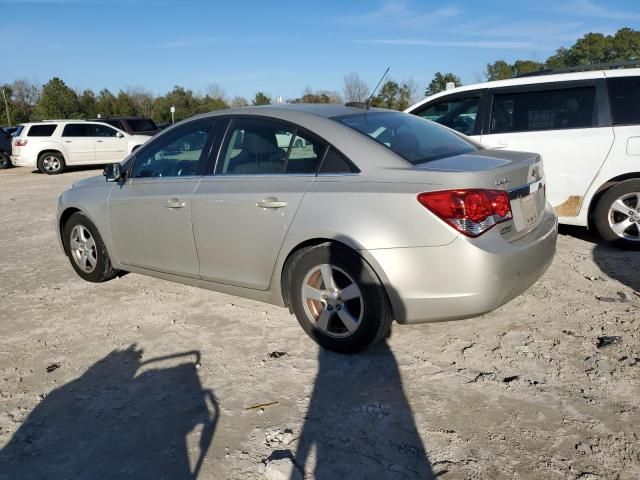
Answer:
top-left (366, 203), bottom-right (558, 324)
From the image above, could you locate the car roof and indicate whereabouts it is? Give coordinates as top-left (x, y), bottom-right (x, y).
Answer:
top-left (192, 103), bottom-right (390, 122)
top-left (406, 66), bottom-right (640, 112)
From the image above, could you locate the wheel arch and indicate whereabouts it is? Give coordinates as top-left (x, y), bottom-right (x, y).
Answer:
top-left (37, 148), bottom-right (65, 162)
top-left (587, 172), bottom-right (640, 229)
top-left (59, 207), bottom-right (82, 253)
top-left (278, 237), bottom-right (398, 320)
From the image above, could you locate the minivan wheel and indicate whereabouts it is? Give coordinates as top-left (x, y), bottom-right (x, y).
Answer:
top-left (594, 179), bottom-right (640, 248)
top-left (63, 212), bottom-right (120, 282)
top-left (0, 152), bottom-right (11, 169)
top-left (37, 152), bottom-right (65, 174)
top-left (289, 243), bottom-right (392, 354)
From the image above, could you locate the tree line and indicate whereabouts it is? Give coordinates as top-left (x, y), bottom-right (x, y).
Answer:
top-left (2, 27), bottom-right (638, 126)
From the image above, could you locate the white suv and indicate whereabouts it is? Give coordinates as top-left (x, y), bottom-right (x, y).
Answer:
top-left (11, 120), bottom-right (150, 175)
top-left (407, 66), bottom-right (640, 247)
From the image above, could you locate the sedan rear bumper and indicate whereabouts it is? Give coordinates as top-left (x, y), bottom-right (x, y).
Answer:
top-left (366, 203), bottom-right (558, 324)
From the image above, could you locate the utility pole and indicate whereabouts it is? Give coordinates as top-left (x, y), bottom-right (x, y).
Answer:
top-left (1, 88), bottom-right (11, 127)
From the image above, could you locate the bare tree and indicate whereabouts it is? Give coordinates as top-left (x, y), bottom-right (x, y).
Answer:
top-left (230, 96), bottom-right (249, 108)
top-left (343, 73), bottom-right (370, 103)
top-left (11, 79), bottom-right (40, 122)
top-left (126, 86), bottom-right (155, 118)
top-left (205, 83), bottom-right (226, 101)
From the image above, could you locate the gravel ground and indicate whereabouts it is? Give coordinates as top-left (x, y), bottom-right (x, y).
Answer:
top-left (0, 166), bottom-right (639, 480)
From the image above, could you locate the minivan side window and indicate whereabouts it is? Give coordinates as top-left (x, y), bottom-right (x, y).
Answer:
top-left (490, 86), bottom-right (596, 134)
top-left (132, 120), bottom-right (214, 178)
top-left (607, 76), bottom-right (640, 125)
top-left (27, 124), bottom-right (57, 137)
top-left (414, 95), bottom-right (481, 135)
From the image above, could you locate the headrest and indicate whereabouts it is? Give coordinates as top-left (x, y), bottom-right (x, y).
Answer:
top-left (243, 129), bottom-right (278, 155)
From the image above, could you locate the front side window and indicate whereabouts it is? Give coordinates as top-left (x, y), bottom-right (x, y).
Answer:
top-left (92, 124), bottom-right (119, 137)
top-left (490, 86), bottom-right (596, 134)
top-left (62, 124), bottom-right (90, 137)
top-left (132, 120), bottom-right (214, 178)
top-left (216, 119), bottom-right (292, 175)
top-left (607, 76), bottom-right (640, 125)
top-left (414, 96), bottom-right (480, 135)
top-left (334, 111), bottom-right (476, 166)
top-left (28, 124), bottom-right (57, 137)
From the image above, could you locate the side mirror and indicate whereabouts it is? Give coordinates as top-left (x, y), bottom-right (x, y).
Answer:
top-left (116, 132), bottom-right (124, 138)
top-left (104, 163), bottom-right (123, 182)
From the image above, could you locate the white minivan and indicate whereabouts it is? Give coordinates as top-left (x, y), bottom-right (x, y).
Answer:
top-left (11, 120), bottom-right (150, 175)
top-left (407, 66), bottom-right (640, 247)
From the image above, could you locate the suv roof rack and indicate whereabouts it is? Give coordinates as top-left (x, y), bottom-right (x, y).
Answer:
top-left (515, 60), bottom-right (640, 78)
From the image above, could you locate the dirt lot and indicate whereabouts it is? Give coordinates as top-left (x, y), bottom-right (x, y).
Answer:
top-left (0, 166), bottom-right (639, 479)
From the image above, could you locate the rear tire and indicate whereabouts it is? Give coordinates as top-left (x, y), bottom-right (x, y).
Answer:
top-left (289, 243), bottom-right (392, 354)
top-left (63, 212), bottom-right (120, 282)
top-left (37, 151), bottom-right (65, 175)
top-left (594, 179), bottom-right (640, 249)
top-left (0, 152), bottom-right (11, 169)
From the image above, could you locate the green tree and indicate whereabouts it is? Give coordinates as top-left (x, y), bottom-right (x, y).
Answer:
top-left (230, 96), bottom-right (249, 108)
top-left (425, 72), bottom-right (462, 96)
top-left (78, 89), bottom-right (97, 118)
top-left (567, 32), bottom-right (613, 65)
top-left (34, 77), bottom-right (80, 119)
top-left (611, 28), bottom-right (640, 61)
top-left (152, 85), bottom-right (200, 122)
top-left (115, 90), bottom-right (137, 116)
top-left (251, 92), bottom-right (271, 106)
top-left (512, 60), bottom-right (544, 76)
top-left (96, 89), bottom-right (117, 118)
top-left (370, 80), bottom-right (400, 109)
top-left (485, 60), bottom-right (513, 81)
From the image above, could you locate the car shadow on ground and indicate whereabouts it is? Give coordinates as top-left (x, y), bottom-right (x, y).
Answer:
top-left (559, 225), bottom-right (640, 292)
top-left (0, 345), bottom-right (218, 480)
top-left (287, 239), bottom-right (435, 479)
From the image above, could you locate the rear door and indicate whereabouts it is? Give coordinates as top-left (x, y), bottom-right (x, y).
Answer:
top-left (480, 79), bottom-right (614, 217)
top-left (91, 123), bottom-right (128, 163)
top-left (191, 117), bottom-right (323, 290)
top-left (61, 124), bottom-right (95, 164)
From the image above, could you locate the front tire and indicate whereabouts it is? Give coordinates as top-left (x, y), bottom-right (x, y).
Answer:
top-left (594, 180), bottom-right (640, 248)
top-left (37, 152), bottom-right (65, 175)
top-left (289, 243), bottom-right (392, 354)
top-left (63, 212), bottom-right (120, 282)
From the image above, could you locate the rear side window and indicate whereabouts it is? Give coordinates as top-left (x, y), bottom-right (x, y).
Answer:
top-left (319, 148), bottom-right (359, 173)
top-left (62, 124), bottom-right (90, 137)
top-left (27, 124), bottom-right (56, 137)
top-left (607, 76), bottom-right (640, 125)
top-left (413, 95), bottom-right (481, 136)
top-left (490, 87), bottom-right (596, 133)
top-left (284, 132), bottom-right (326, 174)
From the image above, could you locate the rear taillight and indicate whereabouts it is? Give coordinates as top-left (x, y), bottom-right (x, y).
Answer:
top-left (14, 139), bottom-right (27, 147)
top-left (418, 189), bottom-right (513, 237)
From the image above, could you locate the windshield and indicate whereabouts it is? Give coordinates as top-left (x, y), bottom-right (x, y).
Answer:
top-left (128, 119), bottom-right (158, 132)
top-left (333, 111), bottom-right (477, 165)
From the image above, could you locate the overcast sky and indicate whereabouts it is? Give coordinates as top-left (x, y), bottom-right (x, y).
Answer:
top-left (2, 0), bottom-right (638, 99)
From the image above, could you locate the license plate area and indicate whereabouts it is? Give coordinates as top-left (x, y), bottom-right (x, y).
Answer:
top-left (511, 183), bottom-right (545, 231)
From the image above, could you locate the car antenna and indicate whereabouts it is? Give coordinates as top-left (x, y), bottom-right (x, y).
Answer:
top-left (366, 66), bottom-right (390, 110)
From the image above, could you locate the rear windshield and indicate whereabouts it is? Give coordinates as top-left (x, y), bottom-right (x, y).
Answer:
top-left (127, 119), bottom-right (158, 132)
top-left (27, 124), bottom-right (57, 137)
top-left (333, 111), bottom-right (476, 165)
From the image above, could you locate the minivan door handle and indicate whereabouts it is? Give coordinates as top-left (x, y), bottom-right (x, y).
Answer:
top-left (165, 198), bottom-right (186, 209)
top-left (257, 197), bottom-right (287, 209)
top-left (484, 140), bottom-right (507, 149)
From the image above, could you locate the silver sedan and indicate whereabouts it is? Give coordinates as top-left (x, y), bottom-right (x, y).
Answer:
top-left (57, 104), bottom-right (557, 353)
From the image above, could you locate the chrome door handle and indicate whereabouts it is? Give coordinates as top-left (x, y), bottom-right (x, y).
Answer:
top-left (96, 140), bottom-right (103, 143)
top-left (165, 198), bottom-right (186, 209)
top-left (257, 197), bottom-right (287, 209)
top-left (64, 140), bottom-right (72, 143)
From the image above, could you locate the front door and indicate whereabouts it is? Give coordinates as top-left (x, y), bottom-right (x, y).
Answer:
top-left (108, 119), bottom-right (217, 277)
top-left (91, 123), bottom-right (128, 163)
top-left (480, 82), bottom-right (614, 215)
top-left (192, 118), bottom-right (323, 290)
top-left (60, 123), bottom-right (95, 164)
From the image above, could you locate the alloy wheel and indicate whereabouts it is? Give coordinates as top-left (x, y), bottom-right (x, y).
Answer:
top-left (608, 192), bottom-right (640, 242)
top-left (70, 225), bottom-right (98, 273)
top-left (301, 264), bottom-right (364, 338)
top-left (42, 155), bottom-right (61, 172)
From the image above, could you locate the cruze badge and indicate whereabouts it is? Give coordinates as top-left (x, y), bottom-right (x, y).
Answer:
top-left (495, 176), bottom-right (512, 186)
